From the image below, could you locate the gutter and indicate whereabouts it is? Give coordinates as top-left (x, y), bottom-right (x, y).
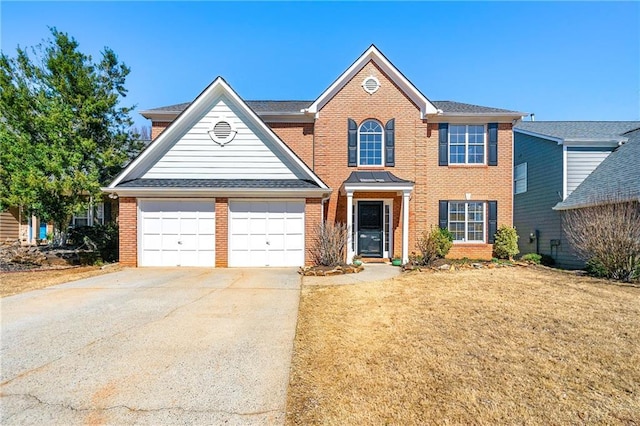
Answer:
top-left (102, 186), bottom-right (332, 198)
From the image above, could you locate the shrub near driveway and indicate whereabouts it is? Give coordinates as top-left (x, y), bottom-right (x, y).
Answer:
top-left (287, 267), bottom-right (640, 425)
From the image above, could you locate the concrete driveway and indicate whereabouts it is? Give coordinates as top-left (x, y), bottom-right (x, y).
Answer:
top-left (1, 267), bottom-right (301, 425)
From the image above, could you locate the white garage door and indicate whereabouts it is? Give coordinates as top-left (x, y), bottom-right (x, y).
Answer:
top-left (229, 200), bottom-right (305, 267)
top-left (139, 200), bottom-right (215, 267)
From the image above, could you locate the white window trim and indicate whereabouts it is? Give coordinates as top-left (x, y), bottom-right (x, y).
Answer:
top-left (357, 119), bottom-right (384, 167)
top-left (352, 198), bottom-right (392, 258)
top-left (448, 201), bottom-right (486, 243)
top-left (514, 162), bottom-right (528, 194)
top-left (448, 124), bottom-right (487, 165)
top-left (71, 202), bottom-right (105, 227)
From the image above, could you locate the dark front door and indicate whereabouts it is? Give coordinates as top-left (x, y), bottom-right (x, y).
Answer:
top-left (358, 201), bottom-right (383, 257)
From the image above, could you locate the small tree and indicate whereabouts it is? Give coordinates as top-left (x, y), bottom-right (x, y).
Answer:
top-left (415, 226), bottom-right (453, 265)
top-left (493, 226), bottom-right (519, 260)
top-left (0, 28), bottom-right (143, 244)
top-left (309, 221), bottom-right (349, 267)
top-left (563, 199), bottom-right (640, 282)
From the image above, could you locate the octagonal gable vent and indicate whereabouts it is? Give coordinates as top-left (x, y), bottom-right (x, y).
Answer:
top-left (362, 76), bottom-right (380, 94)
top-left (208, 119), bottom-right (237, 146)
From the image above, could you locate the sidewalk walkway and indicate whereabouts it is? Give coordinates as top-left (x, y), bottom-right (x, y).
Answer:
top-left (303, 263), bottom-right (402, 286)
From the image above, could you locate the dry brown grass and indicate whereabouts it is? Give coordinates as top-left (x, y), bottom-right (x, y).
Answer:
top-left (287, 267), bottom-right (640, 425)
top-left (1, 265), bottom-right (121, 297)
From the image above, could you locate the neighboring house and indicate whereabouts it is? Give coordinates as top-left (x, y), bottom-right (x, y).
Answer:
top-left (0, 207), bottom-right (20, 241)
top-left (554, 128), bottom-right (640, 209)
top-left (105, 45), bottom-right (526, 268)
top-left (513, 121), bottom-right (640, 268)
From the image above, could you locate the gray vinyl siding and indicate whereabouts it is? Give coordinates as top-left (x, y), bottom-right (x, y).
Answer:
top-left (513, 133), bottom-right (583, 269)
top-left (566, 147), bottom-right (614, 196)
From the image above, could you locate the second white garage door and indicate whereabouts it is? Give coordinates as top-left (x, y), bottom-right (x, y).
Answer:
top-left (229, 200), bottom-right (305, 267)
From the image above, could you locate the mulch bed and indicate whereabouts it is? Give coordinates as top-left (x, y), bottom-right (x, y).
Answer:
top-left (299, 263), bottom-right (365, 276)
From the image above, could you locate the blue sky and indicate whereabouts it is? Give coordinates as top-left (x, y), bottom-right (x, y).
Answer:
top-left (2, 2), bottom-right (639, 128)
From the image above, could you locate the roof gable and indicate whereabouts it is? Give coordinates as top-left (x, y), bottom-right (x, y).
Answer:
top-left (305, 45), bottom-right (438, 119)
top-left (109, 78), bottom-right (328, 189)
top-left (554, 130), bottom-right (640, 210)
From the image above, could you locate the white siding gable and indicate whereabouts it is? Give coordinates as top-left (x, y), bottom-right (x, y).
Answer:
top-left (566, 148), bottom-right (613, 196)
top-left (143, 95), bottom-right (302, 180)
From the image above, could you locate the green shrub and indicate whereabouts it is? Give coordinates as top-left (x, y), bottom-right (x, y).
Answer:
top-left (414, 227), bottom-right (454, 265)
top-left (585, 258), bottom-right (609, 278)
top-left (493, 226), bottom-right (519, 260)
top-left (67, 223), bottom-right (119, 263)
top-left (521, 253), bottom-right (542, 264)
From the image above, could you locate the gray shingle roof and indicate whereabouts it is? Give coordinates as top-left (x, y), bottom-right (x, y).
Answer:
top-left (143, 100), bottom-right (523, 116)
top-left (117, 178), bottom-right (320, 189)
top-left (515, 121), bottom-right (640, 141)
top-left (143, 101), bottom-right (313, 115)
top-left (554, 130), bottom-right (640, 210)
top-left (432, 101), bottom-right (522, 115)
top-left (344, 171), bottom-right (413, 185)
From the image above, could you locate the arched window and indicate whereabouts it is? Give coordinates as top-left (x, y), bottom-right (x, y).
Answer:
top-left (358, 120), bottom-right (383, 166)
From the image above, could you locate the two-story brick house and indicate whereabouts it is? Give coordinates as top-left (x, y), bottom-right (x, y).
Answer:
top-left (105, 46), bottom-right (525, 267)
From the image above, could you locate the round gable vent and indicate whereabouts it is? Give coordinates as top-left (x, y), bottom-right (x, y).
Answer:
top-left (362, 76), bottom-right (380, 94)
top-left (208, 119), bottom-right (237, 146)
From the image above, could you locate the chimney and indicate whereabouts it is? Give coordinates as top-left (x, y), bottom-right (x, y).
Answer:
top-left (531, 113), bottom-right (535, 121)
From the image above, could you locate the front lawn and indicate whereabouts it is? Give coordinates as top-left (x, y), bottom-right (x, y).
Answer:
top-left (286, 267), bottom-right (640, 424)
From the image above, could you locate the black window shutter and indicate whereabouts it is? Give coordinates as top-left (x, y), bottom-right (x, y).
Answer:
top-left (438, 123), bottom-right (449, 166)
top-left (104, 201), bottom-right (112, 224)
top-left (488, 123), bottom-right (498, 166)
top-left (348, 118), bottom-right (357, 167)
top-left (439, 201), bottom-right (448, 229)
top-left (385, 119), bottom-right (395, 166)
top-left (488, 200), bottom-right (498, 243)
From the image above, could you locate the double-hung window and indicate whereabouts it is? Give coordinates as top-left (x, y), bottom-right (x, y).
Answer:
top-left (514, 163), bottom-right (527, 194)
top-left (358, 120), bottom-right (383, 166)
top-left (449, 125), bottom-right (485, 164)
top-left (448, 201), bottom-right (485, 242)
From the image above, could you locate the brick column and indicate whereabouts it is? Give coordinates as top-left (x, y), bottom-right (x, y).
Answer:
top-left (215, 198), bottom-right (228, 267)
top-left (119, 197), bottom-right (137, 267)
top-left (304, 198), bottom-right (322, 266)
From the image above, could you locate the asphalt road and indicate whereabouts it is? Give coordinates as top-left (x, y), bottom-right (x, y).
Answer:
top-left (1, 267), bottom-right (301, 425)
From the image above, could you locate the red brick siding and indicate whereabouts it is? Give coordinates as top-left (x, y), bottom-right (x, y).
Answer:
top-left (304, 198), bottom-right (322, 266)
top-left (118, 197), bottom-right (137, 267)
top-left (215, 198), bottom-right (228, 267)
top-left (314, 60), bottom-right (513, 260)
top-left (269, 122), bottom-right (315, 169)
top-left (151, 122), bottom-right (170, 140)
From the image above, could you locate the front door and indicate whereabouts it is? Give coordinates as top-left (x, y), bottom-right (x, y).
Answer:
top-left (358, 201), bottom-right (383, 257)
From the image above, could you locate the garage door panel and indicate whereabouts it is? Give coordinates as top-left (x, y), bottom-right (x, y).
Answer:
top-left (267, 218), bottom-right (285, 234)
top-left (162, 218), bottom-right (181, 235)
top-left (286, 202), bottom-right (305, 214)
top-left (268, 234), bottom-right (285, 250)
top-left (249, 219), bottom-right (267, 235)
top-left (229, 235), bottom-right (249, 250)
top-left (142, 234), bottom-right (162, 248)
top-left (139, 200), bottom-right (215, 267)
top-left (285, 218), bottom-right (304, 234)
top-left (142, 217), bottom-right (162, 234)
top-left (180, 219), bottom-right (199, 235)
top-left (198, 218), bottom-right (215, 233)
top-left (228, 200), bottom-right (305, 267)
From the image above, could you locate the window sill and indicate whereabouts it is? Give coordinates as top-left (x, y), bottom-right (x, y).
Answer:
top-left (452, 242), bottom-right (490, 246)
top-left (356, 165), bottom-right (386, 170)
top-left (446, 164), bottom-right (488, 168)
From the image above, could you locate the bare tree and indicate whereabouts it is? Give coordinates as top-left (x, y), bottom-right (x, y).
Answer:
top-left (309, 221), bottom-right (349, 266)
top-left (563, 198), bottom-right (640, 281)
top-left (130, 125), bottom-right (151, 142)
